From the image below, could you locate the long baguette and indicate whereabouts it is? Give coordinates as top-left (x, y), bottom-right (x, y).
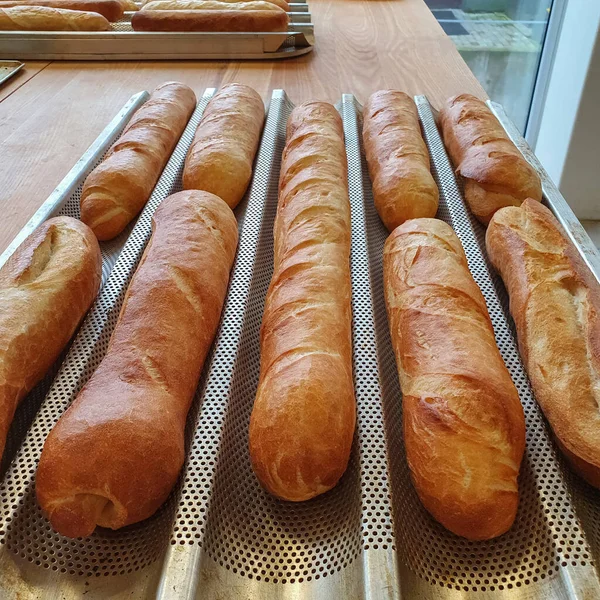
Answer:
top-left (80, 82), bottom-right (196, 241)
top-left (0, 217), bottom-right (101, 462)
top-left (0, 5), bottom-right (110, 29)
top-left (36, 191), bottom-right (238, 538)
top-left (363, 90), bottom-right (439, 230)
top-left (249, 102), bottom-right (356, 502)
top-left (143, 0), bottom-right (283, 10)
top-left (439, 94), bottom-right (542, 224)
top-left (131, 8), bottom-right (288, 30)
top-left (0, 0), bottom-right (123, 20)
top-left (486, 199), bottom-right (600, 487)
top-left (183, 83), bottom-right (265, 209)
top-left (384, 218), bottom-right (525, 540)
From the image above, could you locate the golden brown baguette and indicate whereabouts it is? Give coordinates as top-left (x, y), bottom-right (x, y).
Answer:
top-left (36, 191), bottom-right (238, 538)
top-left (0, 0), bottom-right (123, 20)
top-left (143, 0), bottom-right (282, 10)
top-left (486, 199), bottom-right (600, 487)
top-left (80, 82), bottom-right (196, 241)
top-left (363, 90), bottom-right (439, 230)
top-left (183, 83), bottom-right (265, 209)
top-left (0, 4), bottom-right (110, 29)
top-left (0, 217), bottom-right (101, 462)
top-left (384, 218), bottom-right (526, 540)
top-left (131, 7), bottom-right (287, 30)
top-left (439, 94), bottom-right (542, 224)
top-left (142, 0), bottom-right (288, 8)
top-left (249, 102), bottom-right (356, 502)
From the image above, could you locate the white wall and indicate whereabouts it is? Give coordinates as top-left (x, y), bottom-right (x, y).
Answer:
top-left (534, 0), bottom-right (600, 218)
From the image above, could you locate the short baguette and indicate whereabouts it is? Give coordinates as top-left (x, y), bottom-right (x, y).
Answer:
top-left (384, 218), bottom-right (525, 540)
top-left (0, 217), bottom-right (101, 462)
top-left (143, 0), bottom-right (283, 10)
top-left (0, 0), bottom-right (123, 20)
top-left (36, 191), bottom-right (238, 538)
top-left (249, 102), bottom-right (356, 502)
top-left (0, 5), bottom-right (110, 29)
top-left (131, 7), bottom-right (288, 30)
top-left (439, 94), bottom-right (542, 224)
top-left (183, 83), bottom-right (265, 209)
top-left (80, 82), bottom-right (196, 241)
top-left (486, 199), bottom-right (600, 487)
top-left (141, 0), bottom-right (288, 8)
top-left (363, 90), bottom-right (439, 230)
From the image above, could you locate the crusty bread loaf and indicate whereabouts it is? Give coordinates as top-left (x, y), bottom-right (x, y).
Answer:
top-left (36, 191), bottom-right (238, 538)
top-left (132, 7), bottom-right (287, 30)
top-left (439, 94), bottom-right (542, 224)
top-left (384, 218), bottom-right (526, 540)
top-left (80, 82), bottom-right (196, 241)
top-left (249, 102), bottom-right (356, 502)
top-left (486, 199), bottom-right (600, 488)
top-left (363, 90), bottom-right (439, 230)
top-left (0, 0), bottom-right (123, 20)
top-left (119, 0), bottom-right (137, 9)
top-left (143, 0), bottom-right (282, 10)
top-left (0, 4), bottom-right (110, 29)
top-left (0, 217), bottom-right (101, 462)
top-left (141, 0), bottom-right (288, 7)
top-left (183, 84), bottom-right (264, 209)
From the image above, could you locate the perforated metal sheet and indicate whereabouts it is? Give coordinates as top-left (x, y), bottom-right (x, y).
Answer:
top-left (1, 89), bottom-right (600, 600)
top-left (0, 89), bottom-right (216, 578)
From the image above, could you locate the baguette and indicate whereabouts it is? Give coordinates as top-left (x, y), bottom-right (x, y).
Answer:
top-left (119, 0), bottom-right (137, 9)
top-left (249, 102), bottom-right (356, 502)
top-left (80, 82), bottom-right (196, 241)
top-left (486, 199), bottom-right (600, 487)
top-left (131, 7), bottom-right (288, 30)
top-left (141, 0), bottom-right (289, 8)
top-left (384, 218), bottom-right (525, 540)
top-left (143, 0), bottom-right (283, 10)
top-left (0, 4), bottom-right (110, 29)
top-left (363, 90), bottom-right (439, 230)
top-left (0, 0), bottom-right (123, 20)
top-left (36, 191), bottom-right (238, 538)
top-left (183, 83), bottom-right (265, 209)
top-left (0, 217), bottom-right (101, 462)
top-left (439, 94), bottom-right (542, 224)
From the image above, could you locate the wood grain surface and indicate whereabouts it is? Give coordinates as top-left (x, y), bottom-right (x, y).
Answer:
top-left (0, 0), bottom-right (485, 254)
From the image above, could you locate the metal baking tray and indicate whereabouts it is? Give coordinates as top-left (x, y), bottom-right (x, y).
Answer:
top-left (0, 87), bottom-right (599, 599)
top-left (0, 2), bottom-right (313, 60)
top-left (0, 60), bottom-right (24, 86)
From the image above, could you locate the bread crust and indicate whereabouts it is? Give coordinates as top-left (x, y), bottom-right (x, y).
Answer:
top-left (486, 199), bottom-right (600, 487)
top-left (384, 218), bottom-right (526, 540)
top-left (81, 81), bottom-right (197, 241)
top-left (439, 94), bottom-right (542, 224)
top-left (249, 102), bottom-right (356, 502)
top-left (36, 191), bottom-right (238, 538)
top-left (0, 216), bottom-right (101, 462)
top-left (363, 90), bottom-right (439, 230)
top-left (183, 83), bottom-right (265, 208)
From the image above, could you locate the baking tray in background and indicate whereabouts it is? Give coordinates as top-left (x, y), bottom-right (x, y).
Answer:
top-left (0, 61), bottom-right (24, 86)
top-left (0, 2), bottom-right (313, 60)
top-left (0, 87), bottom-right (599, 600)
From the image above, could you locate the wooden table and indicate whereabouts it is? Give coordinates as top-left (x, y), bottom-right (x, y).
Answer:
top-left (0, 0), bottom-right (485, 254)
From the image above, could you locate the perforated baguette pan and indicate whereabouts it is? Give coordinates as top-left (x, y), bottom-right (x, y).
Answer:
top-left (0, 87), bottom-right (599, 599)
top-left (0, 1), bottom-right (313, 61)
